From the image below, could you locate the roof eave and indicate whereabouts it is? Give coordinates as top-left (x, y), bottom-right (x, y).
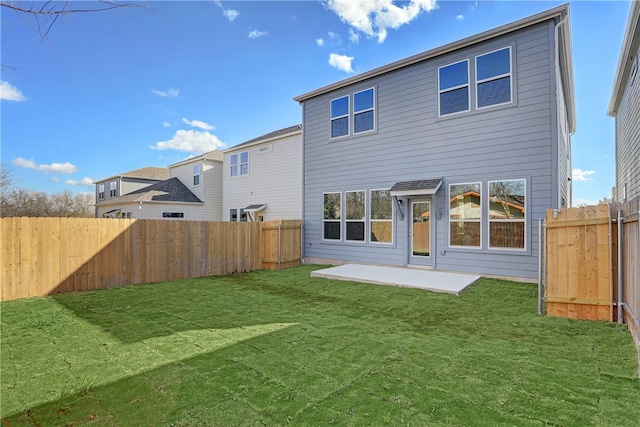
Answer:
top-left (294, 4), bottom-right (570, 103)
top-left (222, 125), bottom-right (302, 153)
top-left (608, 0), bottom-right (640, 116)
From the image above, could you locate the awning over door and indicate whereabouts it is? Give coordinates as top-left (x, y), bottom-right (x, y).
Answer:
top-left (389, 178), bottom-right (442, 197)
top-left (244, 204), bottom-right (267, 212)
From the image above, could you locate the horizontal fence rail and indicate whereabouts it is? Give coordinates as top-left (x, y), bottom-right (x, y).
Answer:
top-left (1, 218), bottom-right (302, 301)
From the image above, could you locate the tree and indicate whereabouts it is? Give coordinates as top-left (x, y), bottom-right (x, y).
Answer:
top-left (1, 1), bottom-right (146, 76)
top-left (1, 188), bottom-right (93, 218)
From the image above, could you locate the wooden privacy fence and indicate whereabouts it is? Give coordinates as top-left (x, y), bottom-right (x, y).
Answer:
top-left (543, 199), bottom-right (640, 356)
top-left (0, 218), bottom-right (302, 301)
top-left (544, 204), bottom-right (614, 321)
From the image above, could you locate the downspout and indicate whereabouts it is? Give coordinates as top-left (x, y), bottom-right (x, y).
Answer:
top-left (538, 218), bottom-right (545, 315)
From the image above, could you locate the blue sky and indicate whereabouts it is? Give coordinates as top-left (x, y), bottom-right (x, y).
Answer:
top-left (0, 0), bottom-right (633, 206)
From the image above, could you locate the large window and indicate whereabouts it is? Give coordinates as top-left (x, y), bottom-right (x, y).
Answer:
top-left (476, 47), bottom-right (512, 108)
top-left (353, 88), bottom-right (375, 134)
top-left (488, 179), bottom-right (525, 249)
top-left (345, 190), bottom-right (365, 241)
top-left (323, 192), bottom-right (341, 240)
top-left (230, 152), bottom-right (249, 177)
top-left (331, 96), bottom-right (349, 138)
top-left (230, 208), bottom-right (247, 222)
top-left (438, 60), bottom-right (470, 116)
top-left (193, 164), bottom-right (200, 186)
top-left (449, 183), bottom-right (481, 247)
top-left (109, 181), bottom-right (117, 197)
top-left (370, 189), bottom-right (392, 244)
top-left (98, 184), bottom-right (105, 200)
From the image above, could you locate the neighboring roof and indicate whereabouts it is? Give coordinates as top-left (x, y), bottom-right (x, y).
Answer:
top-left (94, 166), bottom-right (170, 184)
top-left (167, 150), bottom-right (224, 168)
top-left (390, 179), bottom-right (443, 197)
top-left (97, 177), bottom-right (202, 205)
top-left (293, 5), bottom-right (574, 131)
top-left (608, 0), bottom-right (640, 116)
top-left (224, 124), bottom-right (302, 153)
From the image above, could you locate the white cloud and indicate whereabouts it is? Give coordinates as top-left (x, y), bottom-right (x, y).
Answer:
top-left (248, 29), bottom-right (268, 39)
top-left (326, 0), bottom-right (437, 43)
top-left (349, 29), bottom-right (360, 43)
top-left (163, 121), bottom-right (171, 127)
top-left (214, 0), bottom-right (239, 21)
top-left (573, 198), bottom-right (600, 207)
top-left (456, 14), bottom-right (464, 20)
top-left (152, 88), bottom-right (180, 98)
top-left (1, 81), bottom-right (26, 102)
top-left (65, 177), bottom-right (94, 186)
top-left (316, 38), bottom-right (325, 47)
top-left (329, 53), bottom-right (354, 73)
top-left (182, 118), bottom-right (215, 131)
top-left (572, 169), bottom-right (596, 182)
top-left (12, 157), bottom-right (78, 174)
top-left (223, 9), bottom-right (239, 21)
top-left (150, 130), bottom-right (225, 154)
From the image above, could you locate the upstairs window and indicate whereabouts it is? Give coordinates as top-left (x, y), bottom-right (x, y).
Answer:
top-left (109, 181), bottom-right (117, 197)
top-left (193, 164), bottom-right (200, 186)
top-left (438, 60), bottom-right (470, 116)
top-left (488, 179), bottom-right (525, 249)
top-left (331, 96), bottom-right (349, 138)
top-left (98, 184), bottom-right (105, 200)
top-left (476, 47), bottom-right (512, 108)
top-left (230, 151), bottom-right (249, 177)
top-left (353, 88), bottom-right (375, 134)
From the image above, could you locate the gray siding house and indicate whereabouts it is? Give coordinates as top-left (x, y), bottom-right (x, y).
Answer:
top-left (294, 5), bottom-right (575, 281)
top-left (609, 0), bottom-right (640, 202)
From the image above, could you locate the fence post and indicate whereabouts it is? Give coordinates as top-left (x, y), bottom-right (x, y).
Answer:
top-left (538, 218), bottom-right (544, 315)
top-left (618, 209), bottom-right (624, 324)
top-left (278, 223), bottom-right (282, 271)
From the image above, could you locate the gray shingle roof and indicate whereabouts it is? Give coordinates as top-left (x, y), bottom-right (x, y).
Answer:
top-left (94, 166), bottom-right (170, 184)
top-left (390, 179), bottom-right (442, 195)
top-left (98, 177), bottom-right (202, 204)
top-left (225, 124), bottom-right (301, 151)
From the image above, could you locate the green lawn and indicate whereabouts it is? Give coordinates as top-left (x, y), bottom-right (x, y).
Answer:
top-left (1, 265), bottom-right (639, 426)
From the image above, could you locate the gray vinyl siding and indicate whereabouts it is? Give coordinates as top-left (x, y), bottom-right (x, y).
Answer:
top-left (615, 43), bottom-right (640, 201)
top-left (303, 21), bottom-right (563, 280)
top-left (120, 178), bottom-right (162, 197)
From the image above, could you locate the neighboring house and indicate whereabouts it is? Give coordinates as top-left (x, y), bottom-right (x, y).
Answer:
top-left (222, 124), bottom-right (302, 222)
top-left (609, 0), bottom-right (640, 202)
top-left (94, 166), bottom-right (170, 217)
top-left (95, 151), bottom-right (224, 220)
top-left (293, 5), bottom-right (575, 280)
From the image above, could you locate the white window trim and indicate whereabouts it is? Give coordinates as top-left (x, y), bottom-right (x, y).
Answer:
top-left (487, 178), bottom-right (526, 251)
top-left (109, 181), bottom-right (117, 197)
top-left (438, 59), bottom-right (470, 118)
top-left (330, 95), bottom-right (350, 140)
top-left (322, 192), bottom-right (342, 241)
top-left (98, 184), bottom-right (105, 200)
top-left (475, 46), bottom-right (513, 110)
top-left (353, 87), bottom-right (376, 135)
top-left (448, 182), bottom-right (482, 249)
top-left (345, 190), bottom-right (366, 242)
top-left (369, 188), bottom-right (394, 245)
top-left (230, 151), bottom-right (249, 177)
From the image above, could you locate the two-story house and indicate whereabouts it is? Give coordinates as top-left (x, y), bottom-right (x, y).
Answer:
top-left (94, 166), bottom-right (169, 217)
top-left (95, 151), bottom-right (224, 220)
top-left (222, 124), bottom-right (302, 222)
top-left (293, 5), bottom-right (575, 281)
top-left (609, 0), bottom-right (640, 202)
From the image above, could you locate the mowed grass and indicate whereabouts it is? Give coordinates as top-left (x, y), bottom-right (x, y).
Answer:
top-left (1, 265), bottom-right (639, 426)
